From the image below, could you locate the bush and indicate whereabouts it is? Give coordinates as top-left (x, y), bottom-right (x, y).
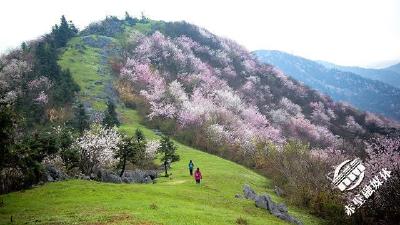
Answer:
top-left (149, 203), bottom-right (158, 210)
top-left (353, 169), bottom-right (400, 225)
top-left (235, 217), bottom-right (248, 225)
top-left (80, 16), bottom-right (126, 37)
top-left (257, 140), bottom-right (350, 224)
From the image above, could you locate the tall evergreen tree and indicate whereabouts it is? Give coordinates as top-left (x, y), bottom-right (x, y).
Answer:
top-left (0, 104), bottom-right (17, 171)
top-left (52, 15), bottom-right (78, 48)
top-left (33, 42), bottom-right (79, 106)
top-left (157, 136), bottom-right (180, 177)
top-left (102, 99), bottom-right (120, 127)
top-left (116, 129), bottom-right (146, 177)
top-left (73, 103), bottom-right (89, 133)
top-left (34, 41), bottom-right (59, 78)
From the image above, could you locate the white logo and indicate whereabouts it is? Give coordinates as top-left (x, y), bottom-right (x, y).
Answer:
top-left (328, 158), bottom-right (365, 191)
top-left (327, 158), bottom-right (392, 216)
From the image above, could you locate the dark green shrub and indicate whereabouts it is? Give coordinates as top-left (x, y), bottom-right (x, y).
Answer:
top-left (235, 217), bottom-right (248, 225)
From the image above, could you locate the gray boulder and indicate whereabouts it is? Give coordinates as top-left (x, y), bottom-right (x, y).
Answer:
top-left (97, 169), bottom-right (122, 183)
top-left (255, 194), bottom-right (273, 210)
top-left (242, 185), bottom-right (303, 225)
top-left (121, 170), bottom-right (158, 184)
top-left (243, 184), bottom-right (258, 200)
top-left (275, 203), bottom-right (288, 214)
top-left (42, 165), bottom-right (68, 182)
top-left (143, 175), bottom-right (152, 184)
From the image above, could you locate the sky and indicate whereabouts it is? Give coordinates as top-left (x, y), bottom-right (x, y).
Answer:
top-left (1, 0), bottom-right (399, 68)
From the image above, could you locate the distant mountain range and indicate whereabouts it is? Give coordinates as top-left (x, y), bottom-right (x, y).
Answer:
top-left (385, 63), bottom-right (400, 74)
top-left (254, 50), bottom-right (400, 120)
top-left (316, 60), bottom-right (400, 89)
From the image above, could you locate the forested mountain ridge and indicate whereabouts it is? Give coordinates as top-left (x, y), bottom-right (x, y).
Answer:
top-left (254, 50), bottom-right (400, 121)
top-left (317, 60), bottom-right (400, 89)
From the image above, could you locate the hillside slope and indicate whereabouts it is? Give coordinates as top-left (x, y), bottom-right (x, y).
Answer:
top-left (254, 50), bottom-right (400, 121)
top-left (0, 33), bottom-right (322, 225)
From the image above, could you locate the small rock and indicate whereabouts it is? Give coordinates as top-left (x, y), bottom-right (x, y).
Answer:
top-left (46, 174), bottom-right (54, 182)
top-left (274, 185), bottom-right (284, 197)
top-left (235, 194), bottom-right (242, 198)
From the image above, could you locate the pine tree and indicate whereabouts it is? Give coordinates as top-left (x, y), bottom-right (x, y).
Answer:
top-left (116, 129), bottom-right (146, 177)
top-left (0, 104), bottom-right (17, 171)
top-left (74, 103), bottom-right (89, 133)
top-left (102, 99), bottom-right (120, 127)
top-left (52, 15), bottom-right (78, 48)
top-left (157, 136), bottom-right (180, 177)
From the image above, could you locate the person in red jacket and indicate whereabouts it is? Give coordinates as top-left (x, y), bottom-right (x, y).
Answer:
top-left (194, 167), bottom-right (202, 184)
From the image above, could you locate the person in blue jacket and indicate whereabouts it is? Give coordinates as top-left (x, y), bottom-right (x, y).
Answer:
top-left (188, 160), bottom-right (194, 176)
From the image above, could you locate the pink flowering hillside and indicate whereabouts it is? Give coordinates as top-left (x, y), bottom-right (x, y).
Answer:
top-left (115, 22), bottom-right (399, 158)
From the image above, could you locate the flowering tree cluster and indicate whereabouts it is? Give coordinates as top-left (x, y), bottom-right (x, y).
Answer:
top-left (0, 57), bottom-right (31, 104)
top-left (344, 116), bottom-right (365, 134)
top-left (119, 31), bottom-right (286, 153)
top-left (365, 137), bottom-right (400, 178)
top-left (75, 124), bottom-right (121, 175)
top-left (145, 140), bottom-right (160, 160)
top-left (28, 76), bottom-right (52, 105)
top-left (310, 101), bottom-right (332, 126)
top-left (0, 52), bottom-right (54, 120)
top-left (118, 23), bottom-right (399, 160)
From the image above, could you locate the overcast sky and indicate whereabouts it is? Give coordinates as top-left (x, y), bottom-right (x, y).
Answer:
top-left (1, 0), bottom-right (399, 68)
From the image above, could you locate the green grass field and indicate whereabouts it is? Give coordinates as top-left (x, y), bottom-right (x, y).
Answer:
top-left (0, 35), bottom-right (323, 225)
top-left (0, 134), bottom-right (321, 225)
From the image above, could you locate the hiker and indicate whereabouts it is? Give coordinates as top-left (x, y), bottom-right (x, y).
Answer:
top-left (194, 167), bottom-right (202, 184)
top-left (188, 160), bottom-right (194, 176)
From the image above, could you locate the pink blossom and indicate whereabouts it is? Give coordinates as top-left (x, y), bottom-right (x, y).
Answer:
top-left (1, 58), bottom-right (31, 80)
top-left (121, 59), bottom-right (154, 85)
top-left (206, 123), bottom-right (234, 145)
top-left (214, 89), bottom-right (242, 112)
top-left (168, 80), bottom-right (188, 104)
top-left (34, 91), bottom-right (48, 105)
top-left (345, 116), bottom-right (365, 133)
top-left (28, 76), bottom-right (52, 90)
top-left (148, 102), bottom-right (176, 119)
top-left (365, 136), bottom-right (400, 178)
top-left (280, 97), bottom-right (302, 116)
top-left (365, 112), bottom-right (385, 127)
top-left (310, 101), bottom-right (330, 125)
top-left (178, 88), bottom-right (215, 126)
